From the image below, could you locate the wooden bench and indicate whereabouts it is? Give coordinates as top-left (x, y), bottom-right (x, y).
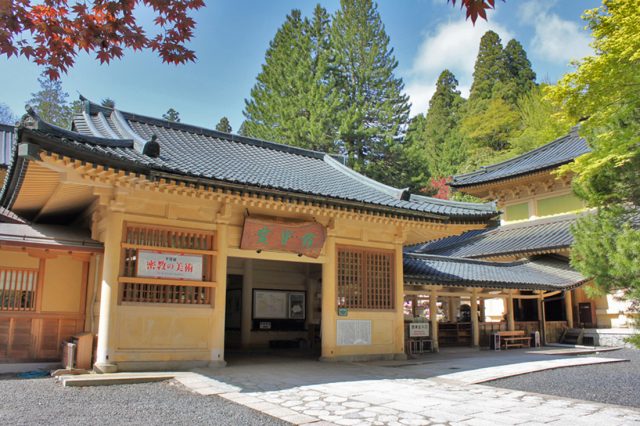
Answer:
top-left (497, 330), bottom-right (531, 349)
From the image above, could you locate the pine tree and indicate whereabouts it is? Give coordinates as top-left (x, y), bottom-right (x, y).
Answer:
top-left (330, 0), bottom-right (410, 183)
top-left (215, 116), bottom-right (232, 133)
top-left (163, 108), bottom-right (181, 123)
top-left (27, 75), bottom-right (72, 128)
top-left (468, 30), bottom-right (508, 102)
top-left (242, 7), bottom-right (337, 152)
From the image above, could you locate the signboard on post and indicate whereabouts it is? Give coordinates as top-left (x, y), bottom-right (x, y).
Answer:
top-left (137, 250), bottom-right (203, 281)
top-left (409, 323), bottom-right (430, 338)
top-left (240, 216), bottom-right (326, 258)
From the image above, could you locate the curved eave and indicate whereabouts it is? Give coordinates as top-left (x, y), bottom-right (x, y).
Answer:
top-left (403, 274), bottom-right (587, 292)
top-left (450, 161), bottom-right (575, 190)
top-left (7, 128), bottom-right (497, 224)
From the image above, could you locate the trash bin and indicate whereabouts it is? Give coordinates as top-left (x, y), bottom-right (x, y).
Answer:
top-left (61, 341), bottom-right (76, 369)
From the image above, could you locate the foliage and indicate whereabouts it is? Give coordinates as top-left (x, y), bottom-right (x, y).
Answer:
top-left (330, 0), bottom-right (410, 183)
top-left (447, 0), bottom-right (505, 24)
top-left (502, 39), bottom-right (536, 104)
top-left (1, 0), bottom-right (204, 79)
top-left (546, 0), bottom-right (640, 344)
top-left (404, 70), bottom-right (466, 190)
top-left (504, 86), bottom-right (571, 158)
top-left (0, 103), bottom-right (18, 125)
top-left (468, 31), bottom-right (508, 102)
top-left (163, 108), bottom-right (181, 123)
top-left (215, 116), bottom-right (232, 133)
top-left (242, 7), bottom-right (337, 152)
top-left (26, 75), bottom-right (72, 128)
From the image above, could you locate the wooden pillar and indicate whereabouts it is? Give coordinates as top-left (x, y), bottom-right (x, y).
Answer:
top-left (94, 212), bottom-right (124, 373)
top-left (210, 221), bottom-right (229, 366)
top-left (394, 242), bottom-right (406, 358)
top-left (506, 292), bottom-right (515, 331)
top-left (240, 259), bottom-right (253, 348)
top-left (430, 289), bottom-right (439, 352)
top-left (448, 297), bottom-right (456, 322)
top-left (537, 292), bottom-right (546, 345)
top-left (471, 290), bottom-right (479, 347)
top-left (565, 290), bottom-right (574, 328)
top-left (320, 233), bottom-right (337, 360)
top-left (479, 298), bottom-right (486, 322)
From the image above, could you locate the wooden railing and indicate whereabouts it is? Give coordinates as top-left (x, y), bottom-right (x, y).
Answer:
top-left (0, 267), bottom-right (38, 312)
top-left (545, 321), bottom-right (568, 343)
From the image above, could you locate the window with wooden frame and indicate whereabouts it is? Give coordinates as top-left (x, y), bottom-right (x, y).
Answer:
top-left (337, 246), bottom-right (395, 310)
top-left (119, 224), bottom-right (216, 305)
top-left (0, 267), bottom-right (38, 311)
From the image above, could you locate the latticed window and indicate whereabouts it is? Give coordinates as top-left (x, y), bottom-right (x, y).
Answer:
top-left (337, 246), bottom-right (394, 310)
top-left (0, 268), bottom-right (38, 311)
top-left (119, 224), bottom-right (215, 305)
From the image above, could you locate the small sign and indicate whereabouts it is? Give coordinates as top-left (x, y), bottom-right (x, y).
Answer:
top-left (337, 320), bottom-right (371, 346)
top-left (240, 216), bottom-right (326, 258)
top-left (259, 321), bottom-right (272, 330)
top-left (409, 323), bottom-right (430, 338)
top-left (137, 250), bottom-right (203, 281)
top-left (337, 307), bottom-right (348, 317)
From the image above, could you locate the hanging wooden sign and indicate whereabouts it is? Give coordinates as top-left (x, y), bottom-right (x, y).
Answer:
top-left (240, 216), bottom-right (326, 258)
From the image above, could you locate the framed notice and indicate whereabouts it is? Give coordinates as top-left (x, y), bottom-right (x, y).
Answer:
top-left (288, 293), bottom-right (305, 319)
top-left (253, 290), bottom-right (288, 319)
top-left (409, 323), bottom-right (430, 338)
top-left (137, 250), bottom-right (203, 280)
top-left (337, 320), bottom-right (371, 346)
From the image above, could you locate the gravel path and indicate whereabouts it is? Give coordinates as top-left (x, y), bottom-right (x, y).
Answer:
top-left (487, 348), bottom-right (640, 408)
top-left (0, 376), bottom-right (288, 426)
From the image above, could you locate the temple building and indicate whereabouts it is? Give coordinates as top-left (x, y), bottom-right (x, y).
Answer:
top-left (407, 128), bottom-right (636, 347)
top-left (0, 101), bottom-right (618, 370)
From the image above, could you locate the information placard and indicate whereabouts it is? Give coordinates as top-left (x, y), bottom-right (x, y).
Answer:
top-left (337, 320), bottom-right (371, 346)
top-left (409, 323), bottom-right (430, 337)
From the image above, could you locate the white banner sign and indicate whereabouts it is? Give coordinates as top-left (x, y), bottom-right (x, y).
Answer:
top-left (137, 250), bottom-right (203, 281)
top-left (409, 323), bottom-right (430, 338)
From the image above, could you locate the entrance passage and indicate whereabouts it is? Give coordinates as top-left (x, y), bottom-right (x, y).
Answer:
top-left (224, 258), bottom-right (322, 360)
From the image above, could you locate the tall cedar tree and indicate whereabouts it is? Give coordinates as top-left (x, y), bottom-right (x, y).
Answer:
top-left (27, 75), bottom-right (72, 128)
top-left (461, 31), bottom-right (535, 161)
top-left (243, 7), bottom-right (337, 152)
top-left (215, 116), bottom-right (232, 133)
top-left (330, 0), bottom-right (410, 183)
top-left (404, 70), bottom-right (466, 192)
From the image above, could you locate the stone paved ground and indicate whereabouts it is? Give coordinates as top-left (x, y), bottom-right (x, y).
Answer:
top-left (172, 350), bottom-right (640, 425)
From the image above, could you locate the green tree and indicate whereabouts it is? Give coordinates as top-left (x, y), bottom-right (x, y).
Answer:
top-left (501, 39), bottom-right (536, 104)
top-left (468, 30), bottom-right (508, 102)
top-left (27, 75), bottom-right (72, 128)
top-left (505, 86), bottom-right (571, 157)
top-left (404, 70), bottom-right (466, 191)
top-left (243, 6), bottom-right (337, 152)
top-left (215, 116), bottom-right (232, 133)
top-left (547, 0), bottom-right (640, 345)
top-left (330, 0), bottom-right (410, 183)
top-left (163, 108), bottom-right (181, 123)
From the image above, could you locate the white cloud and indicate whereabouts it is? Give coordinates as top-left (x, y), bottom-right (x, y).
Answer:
top-left (519, 1), bottom-right (592, 64)
top-left (404, 17), bottom-right (512, 116)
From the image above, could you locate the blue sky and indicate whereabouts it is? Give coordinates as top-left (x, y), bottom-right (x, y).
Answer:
top-left (0, 0), bottom-right (599, 131)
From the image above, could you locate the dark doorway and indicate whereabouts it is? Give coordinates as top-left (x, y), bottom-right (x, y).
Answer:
top-left (225, 274), bottom-right (243, 349)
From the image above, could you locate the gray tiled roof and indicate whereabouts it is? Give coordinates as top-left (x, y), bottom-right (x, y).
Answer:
top-left (451, 128), bottom-right (591, 188)
top-left (0, 124), bottom-right (14, 168)
top-left (13, 100), bottom-right (497, 221)
top-left (410, 213), bottom-right (582, 258)
top-left (0, 223), bottom-right (102, 251)
top-left (404, 253), bottom-right (586, 291)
